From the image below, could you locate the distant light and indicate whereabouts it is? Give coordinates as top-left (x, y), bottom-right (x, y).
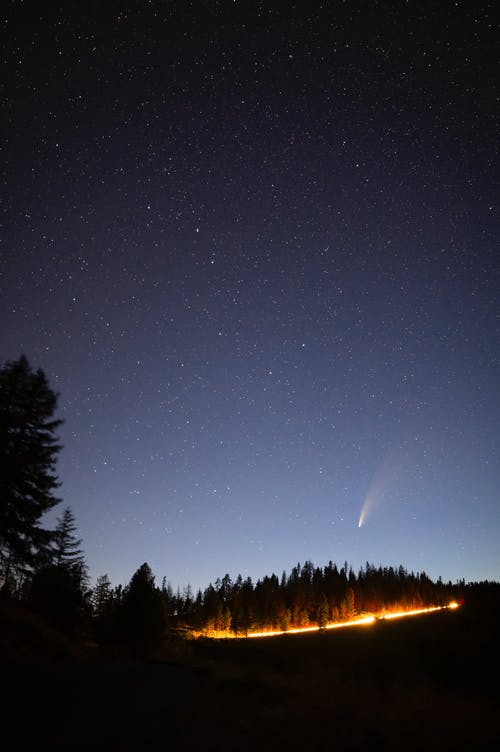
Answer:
top-left (448, 601), bottom-right (459, 609)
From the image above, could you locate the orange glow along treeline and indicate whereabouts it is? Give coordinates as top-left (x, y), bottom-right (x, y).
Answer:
top-left (201, 602), bottom-right (460, 640)
top-left (175, 559), bottom-right (462, 639)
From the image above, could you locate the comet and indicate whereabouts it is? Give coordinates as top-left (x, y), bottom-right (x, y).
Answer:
top-left (358, 453), bottom-right (404, 527)
top-left (358, 475), bottom-right (388, 527)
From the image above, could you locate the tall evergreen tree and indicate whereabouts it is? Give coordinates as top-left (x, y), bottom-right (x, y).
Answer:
top-left (0, 355), bottom-right (63, 587)
top-left (52, 507), bottom-right (85, 575)
top-left (92, 573), bottom-right (113, 617)
top-left (317, 593), bottom-right (330, 628)
top-left (91, 573), bottom-right (115, 641)
top-left (117, 563), bottom-right (166, 647)
top-left (30, 509), bottom-right (88, 629)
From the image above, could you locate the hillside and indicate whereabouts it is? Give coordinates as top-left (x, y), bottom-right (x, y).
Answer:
top-left (2, 598), bottom-right (499, 750)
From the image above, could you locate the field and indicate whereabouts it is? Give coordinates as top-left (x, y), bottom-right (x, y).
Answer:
top-left (3, 600), bottom-right (499, 750)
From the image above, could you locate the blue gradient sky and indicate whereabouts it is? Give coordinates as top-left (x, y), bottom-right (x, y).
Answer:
top-left (2, 2), bottom-right (498, 592)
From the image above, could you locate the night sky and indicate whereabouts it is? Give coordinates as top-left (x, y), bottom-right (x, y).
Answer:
top-left (2, 2), bottom-right (498, 593)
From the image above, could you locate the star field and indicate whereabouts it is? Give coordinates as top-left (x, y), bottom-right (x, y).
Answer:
top-left (1, 2), bottom-right (498, 591)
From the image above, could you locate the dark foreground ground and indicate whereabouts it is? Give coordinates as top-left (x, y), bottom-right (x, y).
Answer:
top-left (2, 601), bottom-right (499, 751)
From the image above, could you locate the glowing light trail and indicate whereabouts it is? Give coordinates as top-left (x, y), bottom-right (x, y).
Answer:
top-left (325, 615), bottom-right (376, 629)
top-left (248, 625), bottom-right (321, 639)
top-left (245, 602), bottom-right (459, 639)
top-left (246, 618), bottom-right (376, 638)
top-left (379, 606), bottom-right (444, 620)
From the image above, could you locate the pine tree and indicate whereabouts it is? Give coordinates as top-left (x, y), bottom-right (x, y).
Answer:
top-left (29, 509), bottom-right (88, 629)
top-left (92, 573), bottom-right (112, 617)
top-left (91, 573), bottom-right (115, 641)
top-left (0, 355), bottom-right (63, 587)
top-left (317, 593), bottom-right (329, 628)
top-left (341, 587), bottom-right (356, 620)
top-left (118, 563), bottom-right (166, 648)
top-left (52, 507), bottom-right (85, 575)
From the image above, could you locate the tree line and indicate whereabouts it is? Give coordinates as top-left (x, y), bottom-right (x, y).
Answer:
top-left (90, 558), bottom-right (458, 643)
top-left (172, 560), bottom-right (456, 635)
